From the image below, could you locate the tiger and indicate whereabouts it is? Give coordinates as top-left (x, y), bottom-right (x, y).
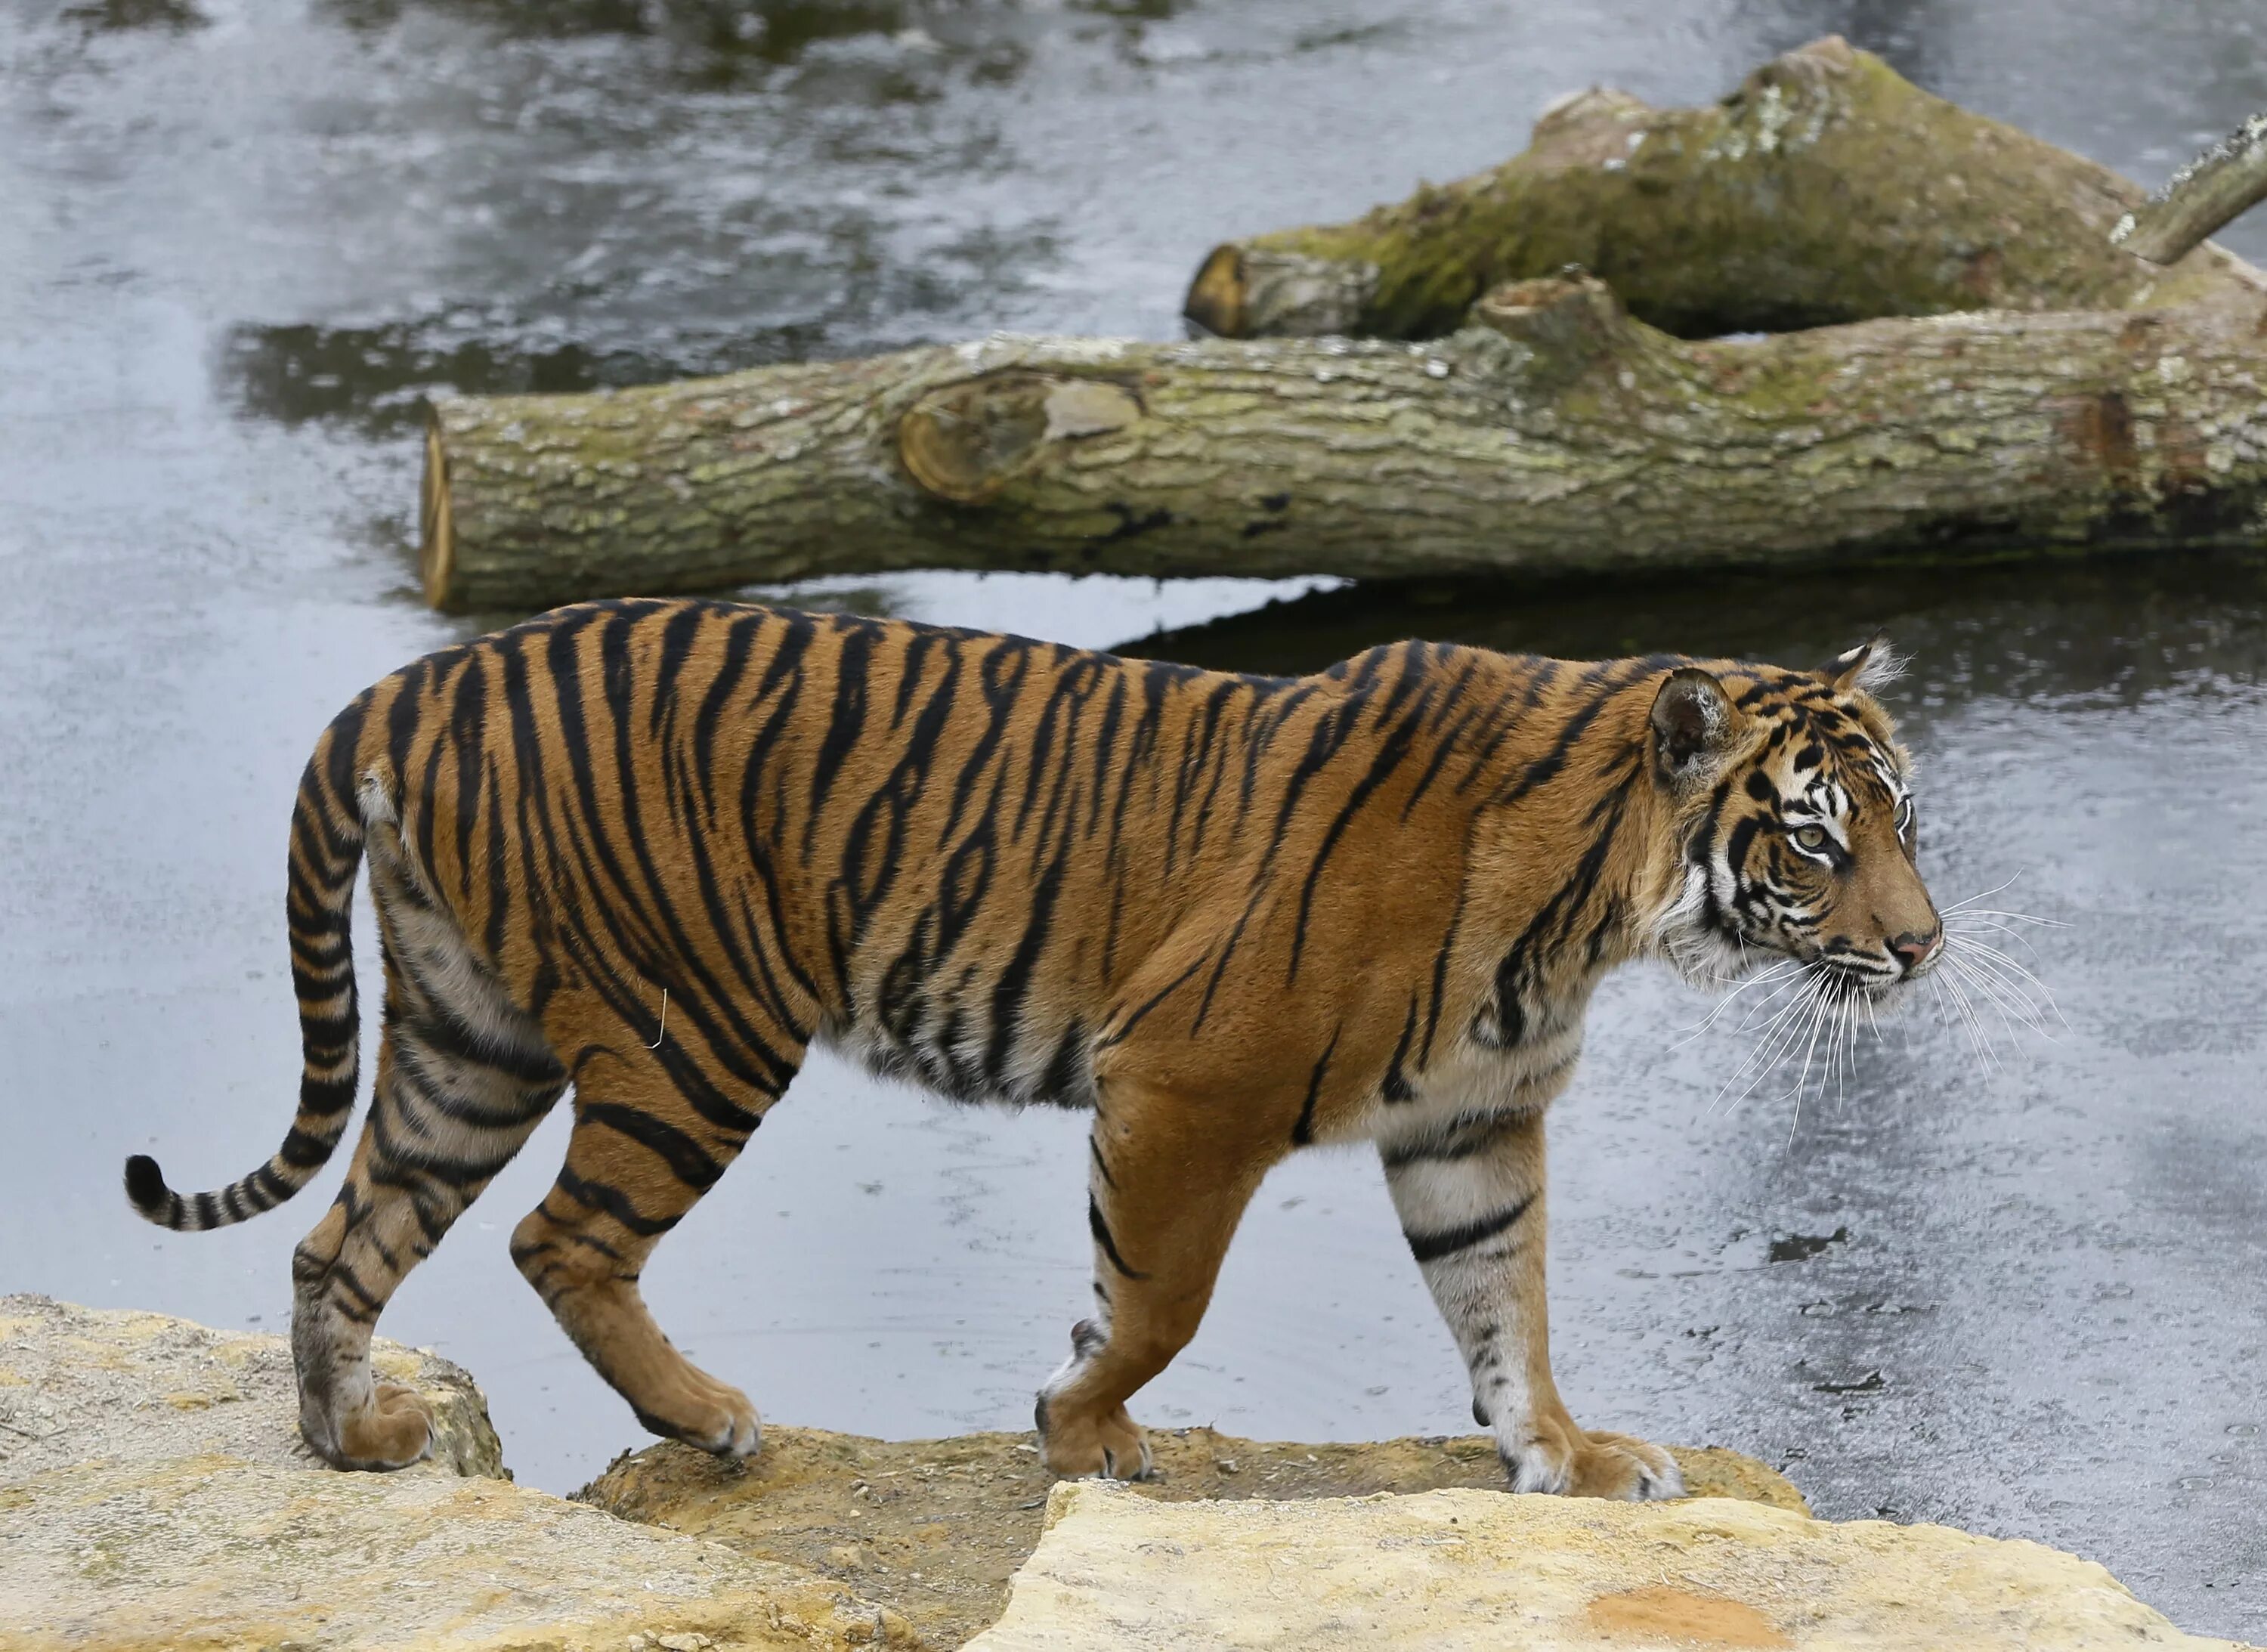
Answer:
top-left (124, 597), bottom-right (1941, 1496)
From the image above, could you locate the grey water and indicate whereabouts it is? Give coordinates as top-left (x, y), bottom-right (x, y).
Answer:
top-left (2, 0), bottom-right (2263, 1636)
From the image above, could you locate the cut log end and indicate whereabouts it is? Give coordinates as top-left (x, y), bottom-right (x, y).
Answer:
top-left (1184, 246), bottom-right (1381, 339)
top-left (419, 410), bottom-right (457, 611)
top-left (1183, 245), bottom-right (1245, 338)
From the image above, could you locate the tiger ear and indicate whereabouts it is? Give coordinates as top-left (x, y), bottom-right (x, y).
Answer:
top-left (1650, 667), bottom-right (1740, 787)
top-left (1822, 630), bottom-right (1901, 695)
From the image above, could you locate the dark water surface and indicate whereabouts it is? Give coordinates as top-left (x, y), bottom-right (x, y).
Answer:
top-left (3, 0), bottom-right (2265, 1635)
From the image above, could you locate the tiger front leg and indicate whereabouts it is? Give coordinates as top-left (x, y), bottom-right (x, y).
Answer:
top-left (1035, 1086), bottom-right (1272, 1481)
top-left (1381, 1108), bottom-right (1682, 1500)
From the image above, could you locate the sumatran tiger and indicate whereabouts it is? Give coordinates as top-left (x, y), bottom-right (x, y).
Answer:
top-left (124, 598), bottom-right (1941, 1496)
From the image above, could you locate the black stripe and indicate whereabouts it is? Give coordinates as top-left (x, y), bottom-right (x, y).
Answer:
top-left (1290, 1027), bottom-right (1340, 1146)
top-left (1286, 682), bottom-right (1430, 981)
top-left (580, 1100), bottom-right (728, 1190)
top-left (450, 651), bottom-right (490, 902)
top-left (1381, 996), bottom-right (1419, 1103)
top-left (555, 1166), bottom-right (682, 1237)
top-left (1037, 1018), bottom-right (1090, 1107)
top-left (803, 622), bottom-right (878, 856)
top-left (298, 1072), bottom-right (359, 1116)
top-left (985, 849), bottom-right (1069, 1084)
top-left (1405, 1192), bottom-right (1536, 1265)
top-left (280, 1127), bottom-right (335, 1168)
top-left (1096, 952), bottom-right (1208, 1049)
top-left (1418, 883), bottom-right (1467, 1067)
top-left (1088, 1196), bottom-right (1148, 1279)
top-left (1381, 1110), bottom-right (1523, 1171)
top-left (691, 611), bottom-right (764, 820)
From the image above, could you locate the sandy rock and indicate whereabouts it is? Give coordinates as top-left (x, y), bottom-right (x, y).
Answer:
top-left (580, 1425), bottom-right (1807, 1649)
top-left (0, 1298), bottom-right (918, 1651)
top-left (0, 1293), bottom-right (502, 1480)
top-left (0, 1453), bottom-right (920, 1652)
top-left (967, 1480), bottom-right (2256, 1652)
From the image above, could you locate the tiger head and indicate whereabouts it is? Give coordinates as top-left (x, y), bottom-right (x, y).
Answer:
top-left (1649, 635), bottom-right (1941, 998)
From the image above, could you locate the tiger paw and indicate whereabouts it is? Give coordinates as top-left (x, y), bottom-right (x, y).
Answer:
top-left (1038, 1398), bottom-right (1155, 1480)
top-left (1497, 1413), bottom-right (1683, 1500)
top-left (328, 1381), bottom-right (435, 1471)
top-left (1569, 1428), bottom-right (1684, 1500)
top-left (630, 1366), bottom-right (762, 1458)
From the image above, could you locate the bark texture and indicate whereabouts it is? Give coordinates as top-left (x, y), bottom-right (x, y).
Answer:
top-left (1183, 36), bottom-right (2264, 342)
top-left (422, 277), bottom-right (2267, 612)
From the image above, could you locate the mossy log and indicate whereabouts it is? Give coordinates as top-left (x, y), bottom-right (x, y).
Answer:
top-left (420, 34), bottom-right (2267, 611)
top-left (1183, 36), bottom-right (2264, 342)
top-left (420, 276), bottom-right (2267, 612)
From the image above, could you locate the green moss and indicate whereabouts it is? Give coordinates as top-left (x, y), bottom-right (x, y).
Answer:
top-left (1236, 44), bottom-right (2231, 342)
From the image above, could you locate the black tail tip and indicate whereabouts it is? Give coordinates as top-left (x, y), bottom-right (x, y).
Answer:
top-left (123, 1154), bottom-right (169, 1213)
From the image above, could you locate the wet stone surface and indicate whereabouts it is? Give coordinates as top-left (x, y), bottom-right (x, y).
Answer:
top-left (2, 0), bottom-right (2263, 1639)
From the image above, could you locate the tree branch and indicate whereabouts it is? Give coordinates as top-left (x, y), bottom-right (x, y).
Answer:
top-left (2112, 113), bottom-right (2267, 265)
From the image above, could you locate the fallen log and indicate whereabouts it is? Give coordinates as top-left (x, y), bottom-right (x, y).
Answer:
top-left (420, 275), bottom-right (2267, 612)
top-left (1182, 36), bottom-right (2262, 341)
top-left (419, 36), bottom-right (2267, 612)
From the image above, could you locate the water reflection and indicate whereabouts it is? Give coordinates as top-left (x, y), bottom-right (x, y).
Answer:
top-left (1137, 552), bottom-right (2267, 726)
top-left (323, 0), bottom-right (919, 60)
top-left (61, 0), bottom-right (206, 32)
top-left (222, 316), bottom-right (834, 433)
top-left (1738, 0), bottom-right (1954, 82)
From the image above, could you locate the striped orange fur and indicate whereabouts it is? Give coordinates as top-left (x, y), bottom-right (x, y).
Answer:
top-left (126, 599), bottom-right (1938, 1491)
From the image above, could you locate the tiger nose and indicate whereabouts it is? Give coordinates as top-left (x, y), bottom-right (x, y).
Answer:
top-left (1889, 928), bottom-right (1941, 975)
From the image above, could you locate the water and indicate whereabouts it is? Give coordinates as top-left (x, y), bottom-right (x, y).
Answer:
top-left (3, 0), bottom-right (2264, 1635)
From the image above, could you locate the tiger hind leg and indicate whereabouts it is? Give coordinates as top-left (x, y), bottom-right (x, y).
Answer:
top-left (511, 1015), bottom-right (796, 1456)
top-left (290, 931), bottom-right (567, 1470)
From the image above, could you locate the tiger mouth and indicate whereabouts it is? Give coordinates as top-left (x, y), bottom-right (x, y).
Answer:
top-left (1717, 935), bottom-right (1910, 1000)
top-left (1809, 955), bottom-right (1913, 1001)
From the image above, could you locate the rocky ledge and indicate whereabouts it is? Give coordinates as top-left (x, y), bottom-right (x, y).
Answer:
top-left (0, 1295), bottom-right (2251, 1651)
top-left (578, 1423), bottom-right (1802, 1647)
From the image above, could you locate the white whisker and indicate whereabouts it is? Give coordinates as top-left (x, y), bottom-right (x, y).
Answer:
top-left (1938, 962), bottom-right (2001, 1072)
top-left (1942, 908), bottom-right (2067, 928)
top-left (1944, 935), bottom-right (2066, 1029)
top-left (1711, 967), bottom-right (1827, 1118)
top-left (1942, 952), bottom-right (2030, 1048)
top-left (1941, 871), bottom-right (2033, 914)
top-left (1730, 967), bottom-right (1825, 1034)
top-left (1775, 973), bottom-right (1842, 1144)
top-left (1672, 958), bottom-right (1804, 1045)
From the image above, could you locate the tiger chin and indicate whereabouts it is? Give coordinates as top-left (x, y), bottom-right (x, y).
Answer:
top-left (123, 601), bottom-right (1939, 1497)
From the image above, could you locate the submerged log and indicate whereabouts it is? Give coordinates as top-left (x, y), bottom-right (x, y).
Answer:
top-left (1183, 36), bottom-right (2264, 342)
top-left (420, 277), bottom-right (2267, 612)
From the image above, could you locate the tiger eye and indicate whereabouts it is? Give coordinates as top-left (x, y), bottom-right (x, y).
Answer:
top-left (1791, 824), bottom-right (1832, 853)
